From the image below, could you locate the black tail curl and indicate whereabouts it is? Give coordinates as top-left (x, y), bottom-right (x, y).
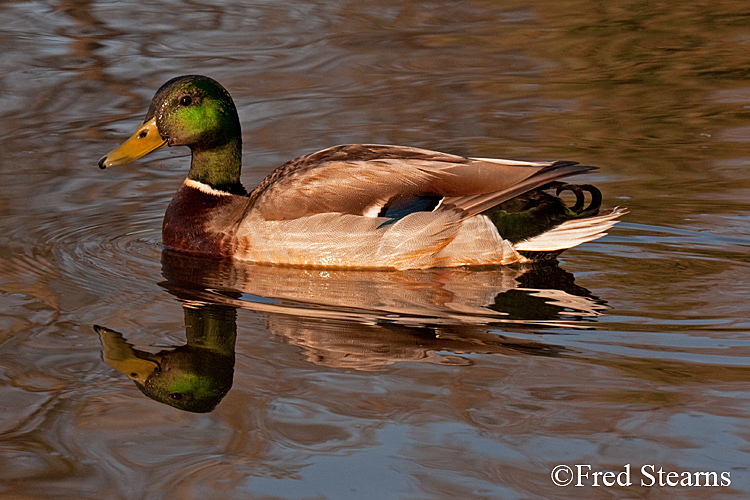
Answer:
top-left (548, 182), bottom-right (602, 217)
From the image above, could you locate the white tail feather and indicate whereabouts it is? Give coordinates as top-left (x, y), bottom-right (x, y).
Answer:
top-left (470, 157), bottom-right (551, 167)
top-left (514, 208), bottom-right (627, 252)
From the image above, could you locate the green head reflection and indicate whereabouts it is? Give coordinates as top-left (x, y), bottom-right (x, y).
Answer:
top-left (95, 303), bottom-right (236, 413)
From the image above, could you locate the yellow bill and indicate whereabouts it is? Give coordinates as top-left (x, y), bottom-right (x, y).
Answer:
top-left (98, 117), bottom-right (167, 169)
top-left (95, 325), bottom-right (160, 384)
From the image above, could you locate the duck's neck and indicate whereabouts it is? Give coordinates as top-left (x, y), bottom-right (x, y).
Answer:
top-left (188, 136), bottom-right (245, 195)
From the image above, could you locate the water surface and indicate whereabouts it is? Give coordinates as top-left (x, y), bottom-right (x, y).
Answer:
top-left (1, 0), bottom-right (749, 498)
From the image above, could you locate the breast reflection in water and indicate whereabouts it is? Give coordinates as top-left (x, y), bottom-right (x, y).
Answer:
top-left (96, 251), bottom-right (609, 412)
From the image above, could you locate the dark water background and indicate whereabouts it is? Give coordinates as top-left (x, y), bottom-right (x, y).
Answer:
top-left (1, 0), bottom-right (749, 498)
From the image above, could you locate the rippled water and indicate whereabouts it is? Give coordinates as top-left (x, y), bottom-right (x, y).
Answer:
top-left (1, 0), bottom-right (749, 498)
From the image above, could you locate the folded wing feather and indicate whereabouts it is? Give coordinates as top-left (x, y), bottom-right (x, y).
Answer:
top-left (247, 144), bottom-right (591, 221)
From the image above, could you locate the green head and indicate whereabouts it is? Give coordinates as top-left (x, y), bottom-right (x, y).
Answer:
top-left (99, 75), bottom-right (244, 193)
top-left (148, 75), bottom-right (240, 149)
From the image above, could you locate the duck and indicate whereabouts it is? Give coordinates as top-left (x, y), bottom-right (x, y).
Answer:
top-left (99, 75), bottom-right (625, 269)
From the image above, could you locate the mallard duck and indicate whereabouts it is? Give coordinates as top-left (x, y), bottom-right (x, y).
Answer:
top-left (99, 75), bottom-right (624, 269)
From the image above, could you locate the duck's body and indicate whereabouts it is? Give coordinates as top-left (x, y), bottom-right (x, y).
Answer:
top-left (100, 76), bottom-right (624, 269)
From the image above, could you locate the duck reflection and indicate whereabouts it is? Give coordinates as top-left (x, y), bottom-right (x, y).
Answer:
top-left (97, 251), bottom-right (607, 411)
top-left (95, 303), bottom-right (236, 413)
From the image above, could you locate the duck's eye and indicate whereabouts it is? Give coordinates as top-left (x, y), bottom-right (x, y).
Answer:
top-left (178, 95), bottom-right (193, 107)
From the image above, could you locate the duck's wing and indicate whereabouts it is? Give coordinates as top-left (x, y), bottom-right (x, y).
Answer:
top-left (247, 144), bottom-right (595, 220)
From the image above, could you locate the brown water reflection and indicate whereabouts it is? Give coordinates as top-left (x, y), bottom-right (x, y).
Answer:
top-left (1, 0), bottom-right (750, 498)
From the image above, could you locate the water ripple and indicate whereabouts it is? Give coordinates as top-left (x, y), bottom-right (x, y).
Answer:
top-left (1, 198), bottom-right (164, 301)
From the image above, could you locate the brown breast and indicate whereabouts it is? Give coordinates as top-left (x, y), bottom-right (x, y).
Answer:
top-left (162, 181), bottom-right (250, 258)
